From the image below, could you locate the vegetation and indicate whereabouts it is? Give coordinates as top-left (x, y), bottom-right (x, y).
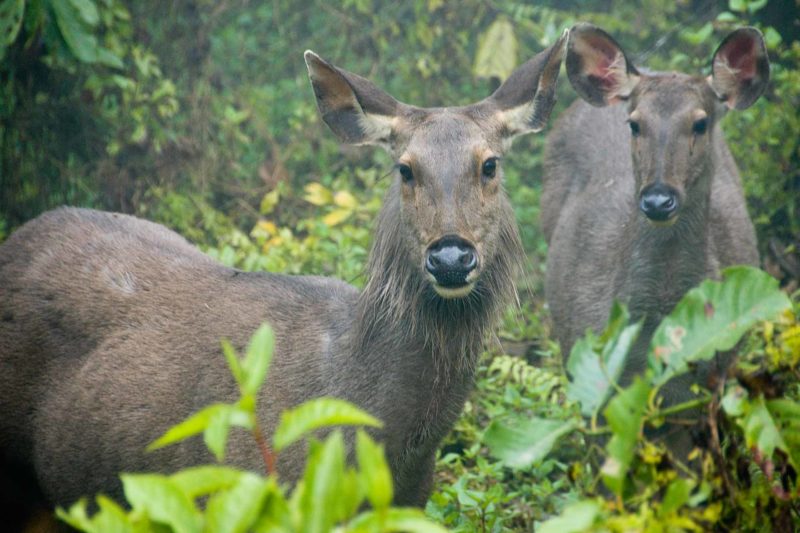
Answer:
top-left (1, 0), bottom-right (798, 530)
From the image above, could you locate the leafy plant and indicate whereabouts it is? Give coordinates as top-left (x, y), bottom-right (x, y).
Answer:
top-left (57, 323), bottom-right (446, 533)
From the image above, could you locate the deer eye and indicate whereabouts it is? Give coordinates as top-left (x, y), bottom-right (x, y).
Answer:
top-left (397, 163), bottom-right (414, 184)
top-left (628, 120), bottom-right (641, 137)
top-left (692, 117), bottom-right (708, 135)
top-left (481, 157), bottom-right (498, 179)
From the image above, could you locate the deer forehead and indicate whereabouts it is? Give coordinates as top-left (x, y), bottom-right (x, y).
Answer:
top-left (399, 112), bottom-right (497, 164)
top-left (632, 74), bottom-right (717, 118)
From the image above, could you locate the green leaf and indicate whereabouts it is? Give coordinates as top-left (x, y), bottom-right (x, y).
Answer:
top-left (536, 500), bottom-right (601, 533)
top-left (205, 473), bottom-right (272, 533)
top-left (296, 432), bottom-right (348, 533)
top-left (355, 429), bottom-right (393, 510)
top-left (242, 323), bottom-right (275, 396)
top-left (648, 266), bottom-right (791, 385)
top-left (659, 478), bottom-right (695, 516)
top-left (0, 0), bottom-right (25, 47)
top-left (93, 496), bottom-right (134, 533)
top-left (50, 0), bottom-right (99, 63)
top-left (147, 403), bottom-right (228, 452)
top-left (122, 473), bottom-right (202, 533)
top-left (601, 377), bottom-right (651, 495)
top-left (273, 397), bottom-right (382, 452)
top-left (473, 16), bottom-right (517, 81)
top-left (347, 507), bottom-right (450, 532)
top-left (67, 0), bottom-right (98, 26)
top-left (483, 417), bottom-right (577, 469)
top-left (566, 301), bottom-right (642, 417)
top-left (56, 499), bottom-right (94, 532)
top-left (170, 465), bottom-right (245, 499)
top-left (222, 338), bottom-right (245, 390)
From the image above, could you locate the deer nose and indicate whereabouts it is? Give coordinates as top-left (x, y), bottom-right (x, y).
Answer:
top-left (639, 183), bottom-right (679, 222)
top-left (425, 236), bottom-right (478, 287)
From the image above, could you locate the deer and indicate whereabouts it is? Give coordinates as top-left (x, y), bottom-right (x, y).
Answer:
top-left (541, 24), bottom-right (769, 457)
top-left (0, 32), bottom-right (567, 515)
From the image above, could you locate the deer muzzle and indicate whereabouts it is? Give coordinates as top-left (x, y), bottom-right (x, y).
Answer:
top-left (425, 235), bottom-right (479, 298)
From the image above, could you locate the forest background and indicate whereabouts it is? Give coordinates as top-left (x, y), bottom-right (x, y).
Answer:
top-left (1, 0), bottom-right (799, 530)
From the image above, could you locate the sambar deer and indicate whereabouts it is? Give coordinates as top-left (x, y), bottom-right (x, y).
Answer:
top-left (0, 33), bottom-right (567, 513)
top-left (542, 24), bottom-right (769, 456)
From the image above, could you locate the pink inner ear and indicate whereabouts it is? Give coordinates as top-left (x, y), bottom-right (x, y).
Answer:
top-left (584, 35), bottom-right (623, 90)
top-left (720, 34), bottom-right (757, 80)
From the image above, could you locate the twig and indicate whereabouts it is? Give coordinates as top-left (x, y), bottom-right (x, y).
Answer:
top-left (253, 424), bottom-right (277, 476)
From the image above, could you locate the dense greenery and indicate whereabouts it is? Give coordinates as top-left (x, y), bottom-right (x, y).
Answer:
top-left (1, 0), bottom-right (798, 530)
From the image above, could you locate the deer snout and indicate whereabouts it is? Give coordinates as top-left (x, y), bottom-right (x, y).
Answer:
top-left (639, 183), bottom-right (680, 224)
top-left (425, 236), bottom-right (478, 297)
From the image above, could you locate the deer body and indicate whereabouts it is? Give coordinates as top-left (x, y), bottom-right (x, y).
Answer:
top-left (542, 25), bottom-right (769, 452)
top-left (0, 36), bottom-right (566, 509)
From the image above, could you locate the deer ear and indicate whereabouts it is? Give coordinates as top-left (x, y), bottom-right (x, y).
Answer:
top-left (566, 23), bottom-right (640, 107)
top-left (488, 29), bottom-right (568, 136)
top-left (305, 51), bottom-right (400, 146)
top-left (709, 28), bottom-right (769, 111)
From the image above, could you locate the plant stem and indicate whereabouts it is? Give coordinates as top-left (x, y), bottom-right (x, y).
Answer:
top-left (253, 424), bottom-right (277, 476)
top-left (646, 395), bottom-right (712, 421)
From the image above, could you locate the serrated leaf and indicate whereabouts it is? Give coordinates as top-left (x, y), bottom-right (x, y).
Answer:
top-left (483, 417), bottom-right (577, 469)
top-left (51, 0), bottom-right (99, 63)
top-left (147, 403), bottom-right (227, 451)
top-left (242, 323), bottom-right (274, 396)
top-left (649, 266), bottom-right (791, 385)
top-left (304, 182), bottom-right (333, 206)
top-left (473, 16), bottom-right (517, 81)
top-left (170, 465), bottom-right (244, 499)
top-left (356, 429), bottom-right (393, 510)
top-left (567, 301), bottom-right (642, 417)
top-left (602, 377), bottom-right (651, 495)
top-left (121, 474), bottom-right (201, 533)
top-left (273, 397), bottom-right (382, 452)
top-left (205, 473), bottom-right (271, 533)
top-left (536, 500), bottom-right (601, 533)
top-left (0, 0), bottom-right (25, 47)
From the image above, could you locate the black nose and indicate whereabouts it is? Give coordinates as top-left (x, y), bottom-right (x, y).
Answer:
top-left (639, 183), bottom-right (679, 222)
top-left (425, 236), bottom-right (478, 287)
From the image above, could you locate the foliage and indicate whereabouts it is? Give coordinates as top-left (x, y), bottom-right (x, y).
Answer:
top-left (57, 323), bottom-right (444, 533)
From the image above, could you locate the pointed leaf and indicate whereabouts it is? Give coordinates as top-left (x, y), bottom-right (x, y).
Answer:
top-left (51, 0), bottom-right (99, 63)
top-left (601, 377), bottom-right (651, 495)
top-left (273, 397), bottom-right (382, 452)
top-left (297, 432), bottom-right (347, 533)
top-left (483, 417), bottom-right (577, 469)
top-left (536, 500), bottom-right (601, 533)
top-left (205, 473), bottom-right (272, 533)
top-left (222, 339), bottom-right (245, 391)
top-left (356, 429), bottom-right (393, 510)
top-left (0, 0), bottom-right (25, 48)
top-left (567, 302), bottom-right (641, 416)
top-left (147, 403), bottom-right (227, 451)
top-left (242, 323), bottom-right (274, 396)
top-left (170, 465), bottom-right (245, 499)
top-left (121, 474), bottom-right (201, 533)
top-left (649, 266), bottom-right (791, 384)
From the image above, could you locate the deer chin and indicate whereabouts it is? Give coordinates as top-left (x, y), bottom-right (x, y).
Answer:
top-left (432, 282), bottom-right (476, 299)
top-left (647, 215), bottom-right (679, 228)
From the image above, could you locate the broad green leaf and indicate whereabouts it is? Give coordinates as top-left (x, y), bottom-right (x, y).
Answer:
top-left (147, 403), bottom-right (227, 451)
top-left (347, 508), bottom-right (449, 532)
top-left (536, 500), bottom-right (601, 533)
top-left (122, 474), bottom-right (202, 533)
top-left (304, 182), bottom-right (333, 206)
top-left (67, 0), bottom-right (98, 26)
top-left (659, 478), bottom-right (695, 516)
top-left (649, 266), bottom-right (791, 385)
top-left (483, 417), bottom-right (577, 469)
top-left (567, 301), bottom-right (642, 417)
top-left (93, 496), bottom-right (134, 533)
top-left (473, 16), bottom-right (517, 81)
top-left (205, 473), bottom-right (271, 533)
top-left (50, 0), bottom-right (99, 63)
top-left (601, 377), bottom-right (651, 495)
top-left (242, 323), bottom-right (274, 396)
top-left (0, 0), bottom-right (25, 47)
top-left (767, 399), bottom-right (800, 467)
top-left (356, 429), bottom-right (393, 510)
top-left (170, 465), bottom-right (244, 499)
top-left (726, 393), bottom-right (800, 469)
top-left (296, 432), bottom-right (347, 533)
top-left (273, 397), bottom-right (382, 452)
